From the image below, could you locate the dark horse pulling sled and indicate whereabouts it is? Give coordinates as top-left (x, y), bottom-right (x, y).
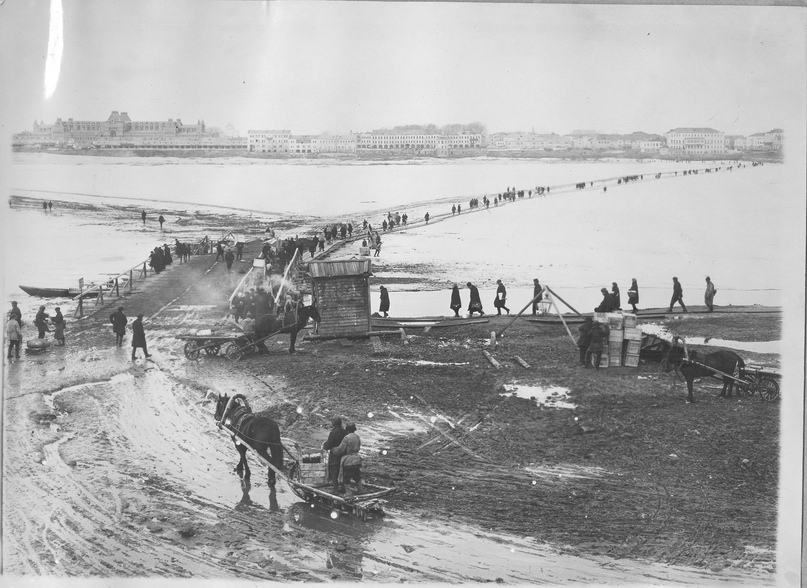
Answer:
top-left (661, 336), bottom-right (780, 403)
top-left (214, 394), bottom-right (396, 521)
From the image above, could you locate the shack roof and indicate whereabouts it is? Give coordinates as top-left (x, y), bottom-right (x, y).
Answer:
top-left (308, 258), bottom-right (372, 279)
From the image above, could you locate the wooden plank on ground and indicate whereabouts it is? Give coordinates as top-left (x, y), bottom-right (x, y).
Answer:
top-left (338, 338), bottom-right (354, 347)
top-left (513, 355), bottom-right (531, 369)
top-left (482, 350), bottom-right (502, 369)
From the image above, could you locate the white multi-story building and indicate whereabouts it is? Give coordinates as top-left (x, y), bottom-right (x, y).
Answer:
top-left (356, 130), bottom-right (482, 152)
top-left (313, 134), bottom-right (357, 153)
top-left (763, 128), bottom-right (784, 150)
top-left (247, 130), bottom-right (291, 153)
top-left (663, 127), bottom-right (726, 155)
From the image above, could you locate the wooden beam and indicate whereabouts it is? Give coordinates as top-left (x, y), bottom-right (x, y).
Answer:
top-left (513, 355), bottom-right (531, 369)
top-left (482, 350), bottom-right (501, 369)
top-left (544, 286), bottom-right (582, 316)
top-left (495, 290), bottom-right (546, 338)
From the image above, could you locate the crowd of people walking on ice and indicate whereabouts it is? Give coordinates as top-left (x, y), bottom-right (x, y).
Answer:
top-left (9, 160), bottom-right (749, 362)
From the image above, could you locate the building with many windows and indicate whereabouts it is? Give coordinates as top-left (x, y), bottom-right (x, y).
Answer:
top-left (313, 134), bottom-right (357, 154)
top-left (663, 127), bottom-right (726, 155)
top-left (13, 111), bottom-right (247, 149)
top-left (246, 130), bottom-right (291, 153)
top-left (356, 130), bottom-right (482, 153)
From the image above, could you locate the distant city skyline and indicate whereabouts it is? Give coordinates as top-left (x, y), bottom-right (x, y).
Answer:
top-left (1, 2), bottom-right (804, 145)
top-left (13, 111), bottom-right (784, 140)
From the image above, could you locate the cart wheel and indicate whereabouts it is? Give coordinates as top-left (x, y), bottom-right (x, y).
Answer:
top-left (758, 377), bottom-right (780, 402)
top-left (734, 375), bottom-right (756, 397)
top-left (204, 343), bottom-right (220, 356)
top-left (184, 340), bottom-right (200, 360)
top-left (225, 342), bottom-right (244, 361)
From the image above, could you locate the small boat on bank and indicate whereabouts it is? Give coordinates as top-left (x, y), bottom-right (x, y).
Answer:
top-left (19, 285), bottom-right (99, 299)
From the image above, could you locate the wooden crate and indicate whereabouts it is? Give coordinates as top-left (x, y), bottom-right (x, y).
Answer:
top-left (622, 314), bottom-right (638, 328)
top-left (624, 354), bottom-right (640, 368)
top-left (626, 340), bottom-right (641, 355)
top-left (606, 313), bottom-right (624, 330)
top-left (609, 329), bottom-right (624, 342)
top-left (598, 353), bottom-right (609, 368)
top-left (624, 327), bottom-right (642, 341)
top-left (609, 354), bottom-right (623, 367)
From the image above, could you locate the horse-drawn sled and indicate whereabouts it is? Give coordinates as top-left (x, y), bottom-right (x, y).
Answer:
top-left (214, 394), bottom-right (395, 521)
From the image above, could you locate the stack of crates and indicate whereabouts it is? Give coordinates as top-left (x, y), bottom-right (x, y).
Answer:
top-left (592, 311), bottom-right (641, 368)
top-left (622, 313), bottom-right (642, 367)
top-left (607, 313), bottom-right (625, 367)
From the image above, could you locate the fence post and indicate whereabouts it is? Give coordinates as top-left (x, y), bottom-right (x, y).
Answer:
top-left (141, 262), bottom-right (147, 278)
top-left (76, 282), bottom-right (83, 318)
top-left (96, 285), bottom-right (104, 306)
top-left (114, 278), bottom-right (120, 298)
top-left (129, 269), bottom-right (133, 293)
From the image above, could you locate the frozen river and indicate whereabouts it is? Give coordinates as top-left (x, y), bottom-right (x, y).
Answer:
top-left (4, 153), bottom-right (801, 318)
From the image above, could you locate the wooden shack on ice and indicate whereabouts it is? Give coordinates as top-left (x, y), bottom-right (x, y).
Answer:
top-left (308, 258), bottom-right (372, 336)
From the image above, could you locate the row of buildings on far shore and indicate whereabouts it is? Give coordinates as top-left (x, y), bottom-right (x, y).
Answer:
top-left (12, 111), bottom-right (784, 158)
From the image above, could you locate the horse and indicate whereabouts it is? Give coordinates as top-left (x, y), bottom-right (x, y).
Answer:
top-left (661, 338), bottom-right (745, 403)
top-left (214, 393), bottom-right (284, 488)
top-left (253, 302), bottom-right (320, 354)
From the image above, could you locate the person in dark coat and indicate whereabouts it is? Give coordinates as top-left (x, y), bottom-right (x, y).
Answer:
top-left (585, 321), bottom-right (607, 369)
top-left (9, 301), bottom-right (22, 325)
top-left (308, 238), bottom-right (317, 258)
top-left (531, 279), bottom-right (544, 315)
top-left (379, 286), bottom-right (390, 318)
top-left (158, 215), bottom-right (165, 229)
top-left (110, 306), bottom-right (128, 347)
top-left (450, 283), bottom-right (462, 317)
top-left (235, 242), bottom-right (244, 261)
top-left (215, 242), bottom-right (225, 261)
top-left (466, 282), bottom-right (484, 316)
top-left (34, 306), bottom-right (50, 339)
top-left (141, 210), bottom-right (146, 224)
top-left (162, 244), bottom-right (172, 265)
top-left (225, 249), bottom-right (235, 271)
top-left (627, 278), bottom-right (639, 312)
top-left (494, 279), bottom-right (510, 315)
top-left (611, 282), bottom-right (621, 310)
top-left (668, 277), bottom-right (687, 313)
top-left (321, 417), bottom-right (348, 493)
top-left (149, 249), bottom-right (163, 273)
top-left (595, 288), bottom-right (615, 313)
top-left (577, 317), bottom-right (593, 365)
top-left (52, 307), bottom-right (65, 346)
top-left (131, 314), bottom-right (151, 360)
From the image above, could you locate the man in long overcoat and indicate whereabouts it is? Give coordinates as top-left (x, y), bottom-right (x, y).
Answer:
top-left (34, 306), bottom-right (50, 339)
top-left (450, 284), bottom-right (462, 317)
top-left (466, 282), bottom-right (485, 317)
top-left (379, 286), bottom-right (390, 318)
top-left (131, 314), bottom-right (151, 360)
top-left (110, 306), bottom-right (128, 347)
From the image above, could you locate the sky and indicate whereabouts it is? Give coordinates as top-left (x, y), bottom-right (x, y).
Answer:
top-left (0, 1), bottom-right (805, 139)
